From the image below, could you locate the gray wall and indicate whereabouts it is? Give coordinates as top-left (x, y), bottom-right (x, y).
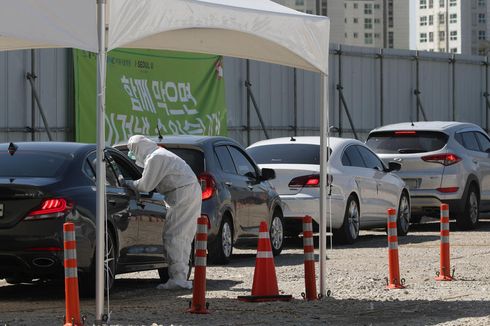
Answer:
top-left (1, 45), bottom-right (489, 146)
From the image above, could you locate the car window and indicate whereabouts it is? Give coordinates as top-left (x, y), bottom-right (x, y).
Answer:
top-left (357, 146), bottom-right (384, 170)
top-left (475, 132), bottom-right (490, 153)
top-left (215, 145), bottom-right (237, 174)
top-left (247, 144), bottom-right (323, 165)
top-left (228, 146), bottom-right (257, 178)
top-left (108, 151), bottom-right (142, 181)
top-left (0, 150), bottom-right (72, 177)
top-left (83, 152), bottom-right (96, 182)
top-left (86, 152), bottom-right (119, 186)
top-left (459, 132), bottom-right (480, 152)
top-left (166, 148), bottom-right (204, 176)
top-left (367, 131), bottom-right (448, 154)
top-left (343, 145), bottom-right (365, 168)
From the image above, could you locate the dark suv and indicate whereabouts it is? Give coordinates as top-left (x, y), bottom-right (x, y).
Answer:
top-left (115, 135), bottom-right (284, 264)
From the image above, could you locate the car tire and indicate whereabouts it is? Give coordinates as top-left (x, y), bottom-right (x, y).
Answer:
top-left (208, 216), bottom-right (233, 265)
top-left (158, 246), bottom-right (193, 283)
top-left (457, 185), bottom-right (479, 230)
top-left (80, 230), bottom-right (117, 297)
top-left (397, 191), bottom-right (411, 236)
top-left (269, 211), bottom-right (284, 256)
top-left (334, 195), bottom-right (360, 244)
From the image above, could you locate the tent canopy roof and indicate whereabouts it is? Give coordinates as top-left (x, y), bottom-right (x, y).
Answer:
top-left (0, 0), bottom-right (329, 73)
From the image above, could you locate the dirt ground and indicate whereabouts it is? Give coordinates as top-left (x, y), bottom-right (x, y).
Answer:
top-left (1, 218), bottom-right (490, 326)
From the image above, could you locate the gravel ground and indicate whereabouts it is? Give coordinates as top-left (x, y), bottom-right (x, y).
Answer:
top-left (1, 218), bottom-right (489, 326)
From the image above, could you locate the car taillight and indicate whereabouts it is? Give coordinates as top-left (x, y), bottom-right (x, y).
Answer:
top-left (25, 198), bottom-right (72, 221)
top-left (394, 131), bottom-right (417, 135)
top-left (437, 187), bottom-right (459, 193)
top-left (421, 153), bottom-right (461, 166)
top-left (289, 174), bottom-right (321, 188)
top-left (199, 173), bottom-right (216, 201)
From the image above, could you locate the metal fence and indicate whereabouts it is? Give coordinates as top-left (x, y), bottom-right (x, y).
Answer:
top-left (1, 45), bottom-right (489, 146)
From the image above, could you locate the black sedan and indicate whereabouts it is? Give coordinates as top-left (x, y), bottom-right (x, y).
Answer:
top-left (115, 135), bottom-right (284, 264)
top-left (0, 142), bottom-right (172, 292)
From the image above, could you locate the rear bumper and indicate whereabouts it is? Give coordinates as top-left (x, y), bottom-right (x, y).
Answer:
top-left (410, 195), bottom-right (464, 217)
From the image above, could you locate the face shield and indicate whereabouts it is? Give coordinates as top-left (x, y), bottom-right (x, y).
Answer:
top-left (128, 150), bottom-right (145, 168)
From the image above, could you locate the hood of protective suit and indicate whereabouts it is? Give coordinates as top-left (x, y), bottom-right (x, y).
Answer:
top-left (127, 135), bottom-right (159, 168)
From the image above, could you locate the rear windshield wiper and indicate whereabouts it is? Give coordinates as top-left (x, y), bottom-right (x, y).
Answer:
top-left (398, 148), bottom-right (427, 154)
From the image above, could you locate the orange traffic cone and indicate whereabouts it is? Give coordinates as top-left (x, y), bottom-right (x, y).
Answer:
top-left (435, 203), bottom-right (454, 281)
top-left (188, 215), bottom-right (209, 314)
top-left (386, 208), bottom-right (405, 289)
top-left (63, 222), bottom-right (82, 326)
top-left (237, 221), bottom-right (292, 302)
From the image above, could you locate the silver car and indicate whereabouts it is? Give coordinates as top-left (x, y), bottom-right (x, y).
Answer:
top-left (247, 136), bottom-right (411, 244)
top-left (367, 121), bottom-right (489, 230)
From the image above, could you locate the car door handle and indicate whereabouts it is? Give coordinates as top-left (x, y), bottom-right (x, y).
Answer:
top-left (225, 181), bottom-right (232, 187)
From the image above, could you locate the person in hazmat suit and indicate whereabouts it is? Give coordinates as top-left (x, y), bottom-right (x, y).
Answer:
top-left (127, 135), bottom-right (201, 290)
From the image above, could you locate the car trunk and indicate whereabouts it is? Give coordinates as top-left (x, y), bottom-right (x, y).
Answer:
top-left (367, 130), bottom-right (449, 191)
top-left (257, 164), bottom-right (319, 195)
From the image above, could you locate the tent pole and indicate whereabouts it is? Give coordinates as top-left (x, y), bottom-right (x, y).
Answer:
top-left (319, 73), bottom-right (329, 297)
top-left (95, 0), bottom-right (107, 323)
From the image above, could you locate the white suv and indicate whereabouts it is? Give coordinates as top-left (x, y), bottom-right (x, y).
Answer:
top-left (367, 121), bottom-right (490, 230)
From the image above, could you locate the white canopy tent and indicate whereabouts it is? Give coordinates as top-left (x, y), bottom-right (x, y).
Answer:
top-left (1, 0), bottom-right (330, 322)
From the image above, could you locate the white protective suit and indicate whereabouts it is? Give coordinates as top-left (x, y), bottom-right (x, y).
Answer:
top-left (127, 135), bottom-right (201, 290)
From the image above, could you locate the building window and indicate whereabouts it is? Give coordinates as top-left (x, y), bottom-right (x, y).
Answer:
top-left (420, 0), bottom-right (427, 9)
top-left (439, 31), bottom-right (445, 41)
top-left (374, 4), bottom-right (381, 9)
top-left (420, 33), bottom-right (428, 43)
top-left (354, 18), bottom-right (359, 23)
top-left (374, 18), bottom-right (381, 24)
top-left (388, 31), bottom-right (394, 48)
top-left (439, 13), bottom-right (445, 24)
top-left (429, 0), bottom-right (434, 8)
top-left (440, 0), bottom-right (445, 7)
top-left (345, 32), bottom-right (348, 38)
top-left (429, 32), bottom-right (434, 42)
top-left (478, 0), bottom-right (485, 7)
top-left (365, 33), bottom-right (373, 44)
top-left (449, 0), bottom-right (457, 7)
top-left (295, 0), bottom-right (304, 5)
top-left (479, 30), bottom-right (486, 40)
top-left (365, 3), bottom-right (373, 14)
top-left (479, 13), bottom-right (486, 24)
top-left (420, 16), bottom-right (428, 26)
top-left (450, 30), bottom-right (458, 40)
top-left (450, 14), bottom-right (457, 24)
top-left (429, 15), bottom-right (434, 25)
top-left (354, 3), bottom-right (358, 9)
top-left (305, 10), bottom-right (313, 14)
top-left (451, 47), bottom-right (458, 53)
top-left (365, 18), bottom-right (373, 29)
top-left (353, 32), bottom-right (358, 38)
top-left (375, 33), bottom-right (381, 39)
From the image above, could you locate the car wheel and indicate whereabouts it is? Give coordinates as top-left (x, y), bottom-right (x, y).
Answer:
top-left (269, 211), bottom-right (284, 256)
top-left (208, 216), bottom-right (233, 265)
top-left (457, 185), bottom-right (479, 230)
top-left (334, 195), bottom-right (360, 244)
top-left (80, 230), bottom-right (117, 297)
top-left (397, 192), bottom-right (411, 236)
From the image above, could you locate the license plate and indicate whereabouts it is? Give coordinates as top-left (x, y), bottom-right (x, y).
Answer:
top-left (0, 203), bottom-right (3, 217)
top-left (403, 179), bottom-right (419, 189)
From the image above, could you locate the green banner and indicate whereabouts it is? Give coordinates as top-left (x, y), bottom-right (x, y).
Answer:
top-left (74, 49), bottom-right (227, 145)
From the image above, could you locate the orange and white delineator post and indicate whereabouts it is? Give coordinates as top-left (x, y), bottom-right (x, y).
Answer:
top-left (435, 203), bottom-right (454, 281)
top-left (63, 222), bottom-right (82, 326)
top-left (386, 208), bottom-right (405, 289)
top-left (302, 215), bottom-right (318, 301)
top-left (188, 215), bottom-right (209, 314)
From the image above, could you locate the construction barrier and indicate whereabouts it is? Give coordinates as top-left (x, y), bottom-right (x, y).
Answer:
top-left (386, 208), bottom-right (405, 289)
top-left (302, 215), bottom-right (318, 301)
top-left (189, 215), bottom-right (209, 314)
top-left (237, 221), bottom-right (292, 302)
top-left (63, 222), bottom-right (82, 326)
top-left (435, 204), bottom-right (454, 281)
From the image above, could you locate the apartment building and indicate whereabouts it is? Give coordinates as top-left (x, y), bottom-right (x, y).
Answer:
top-left (274, 0), bottom-right (488, 55)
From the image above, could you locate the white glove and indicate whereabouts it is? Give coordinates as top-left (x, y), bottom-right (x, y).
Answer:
top-left (156, 279), bottom-right (192, 290)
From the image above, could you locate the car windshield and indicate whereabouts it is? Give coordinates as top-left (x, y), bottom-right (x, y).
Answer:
top-left (0, 151), bottom-right (72, 177)
top-left (247, 144), bottom-right (328, 165)
top-left (366, 131), bottom-right (449, 154)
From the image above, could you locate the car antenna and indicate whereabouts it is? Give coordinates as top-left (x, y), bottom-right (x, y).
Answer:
top-left (8, 142), bottom-right (18, 156)
top-left (157, 126), bottom-right (163, 141)
top-left (290, 136), bottom-right (296, 141)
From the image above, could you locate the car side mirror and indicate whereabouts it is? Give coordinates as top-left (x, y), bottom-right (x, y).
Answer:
top-left (260, 168), bottom-right (276, 181)
top-left (387, 161), bottom-right (401, 172)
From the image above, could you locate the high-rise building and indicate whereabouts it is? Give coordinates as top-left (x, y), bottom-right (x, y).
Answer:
top-left (274, 0), bottom-right (488, 55)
